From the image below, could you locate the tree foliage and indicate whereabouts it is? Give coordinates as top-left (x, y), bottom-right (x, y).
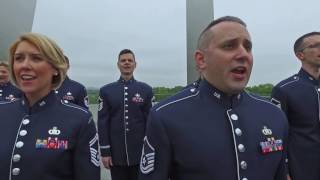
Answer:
top-left (245, 83), bottom-right (273, 97)
top-left (153, 86), bottom-right (184, 101)
top-left (87, 89), bottom-right (99, 104)
top-left (86, 83), bottom-right (274, 104)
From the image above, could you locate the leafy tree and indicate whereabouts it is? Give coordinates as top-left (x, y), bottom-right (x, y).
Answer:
top-left (87, 89), bottom-right (99, 104)
top-left (86, 84), bottom-right (274, 104)
top-left (245, 83), bottom-right (274, 97)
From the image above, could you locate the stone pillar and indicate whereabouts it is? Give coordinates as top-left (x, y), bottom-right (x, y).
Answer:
top-left (186, 0), bottom-right (213, 84)
top-left (0, 0), bottom-right (37, 59)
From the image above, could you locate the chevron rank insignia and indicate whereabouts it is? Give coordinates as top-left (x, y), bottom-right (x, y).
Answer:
top-left (270, 98), bottom-right (281, 109)
top-left (140, 136), bottom-right (155, 174)
top-left (89, 133), bottom-right (100, 167)
top-left (98, 96), bottom-right (103, 111)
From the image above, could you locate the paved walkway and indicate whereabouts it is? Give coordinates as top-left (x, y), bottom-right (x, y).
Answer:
top-left (90, 104), bottom-right (111, 180)
top-left (101, 169), bottom-right (111, 180)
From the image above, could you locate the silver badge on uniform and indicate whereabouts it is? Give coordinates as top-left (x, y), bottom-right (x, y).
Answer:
top-left (89, 133), bottom-right (100, 167)
top-left (262, 126), bottom-right (272, 135)
top-left (213, 92), bottom-right (221, 99)
top-left (48, 126), bottom-right (61, 135)
top-left (140, 136), bottom-right (155, 174)
top-left (98, 96), bottom-right (103, 111)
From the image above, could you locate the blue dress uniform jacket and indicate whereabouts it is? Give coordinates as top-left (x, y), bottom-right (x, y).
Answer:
top-left (55, 76), bottom-right (89, 109)
top-left (183, 77), bottom-right (201, 90)
top-left (0, 82), bottom-right (22, 101)
top-left (139, 80), bottom-right (288, 180)
top-left (271, 68), bottom-right (320, 179)
top-left (98, 77), bottom-right (153, 166)
top-left (0, 91), bottom-right (100, 180)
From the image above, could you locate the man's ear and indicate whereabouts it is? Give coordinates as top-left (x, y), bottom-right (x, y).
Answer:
top-left (194, 50), bottom-right (206, 71)
top-left (295, 51), bottom-right (304, 62)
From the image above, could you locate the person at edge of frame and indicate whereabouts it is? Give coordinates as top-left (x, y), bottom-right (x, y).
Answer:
top-left (54, 55), bottom-right (89, 109)
top-left (0, 60), bottom-right (22, 101)
top-left (271, 31), bottom-right (320, 180)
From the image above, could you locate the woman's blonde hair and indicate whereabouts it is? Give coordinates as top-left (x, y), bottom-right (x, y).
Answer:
top-left (9, 32), bottom-right (68, 89)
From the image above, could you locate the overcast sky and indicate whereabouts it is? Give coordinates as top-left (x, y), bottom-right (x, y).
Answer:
top-left (32, 0), bottom-right (320, 88)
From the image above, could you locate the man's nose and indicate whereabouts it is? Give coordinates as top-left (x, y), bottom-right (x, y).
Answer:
top-left (235, 46), bottom-right (252, 62)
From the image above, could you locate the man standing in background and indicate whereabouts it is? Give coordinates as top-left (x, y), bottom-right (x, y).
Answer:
top-left (55, 55), bottom-right (89, 109)
top-left (272, 32), bottom-right (320, 180)
top-left (98, 49), bottom-right (153, 180)
top-left (0, 61), bottom-right (21, 101)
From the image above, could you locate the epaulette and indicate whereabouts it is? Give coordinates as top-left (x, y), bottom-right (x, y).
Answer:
top-left (155, 87), bottom-right (199, 112)
top-left (278, 75), bottom-right (299, 88)
top-left (61, 100), bottom-right (89, 114)
top-left (245, 91), bottom-right (280, 109)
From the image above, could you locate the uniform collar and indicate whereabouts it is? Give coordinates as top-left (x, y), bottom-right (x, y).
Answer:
top-left (298, 68), bottom-right (320, 85)
top-left (65, 76), bottom-right (70, 81)
top-left (60, 76), bottom-right (70, 86)
top-left (118, 76), bottom-right (136, 84)
top-left (199, 79), bottom-right (243, 109)
top-left (56, 76), bottom-right (70, 92)
top-left (21, 90), bottom-right (57, 114)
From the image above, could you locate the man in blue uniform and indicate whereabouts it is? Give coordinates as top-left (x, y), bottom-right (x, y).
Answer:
top-left (139, 16), bottom-right (288, 180)
top-left (0, 61), bottom-right (21, 101)
top-left (55, 56), bottom-right (89, 109)
top-left (98, 49), bottom-right (153, 180)
top-left (271, 32), bottom-right (320, 180)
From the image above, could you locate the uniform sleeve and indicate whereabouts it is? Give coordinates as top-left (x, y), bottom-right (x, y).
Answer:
top-left (76, 85), bottom-right (89, 109)
top-left (271, 86), bottom-right (288, 115)
top-left (143, 86), bottom-right (154, 120)
top-left (13, 86), bottom-right (23, 100)
top-left (274, 113), bottom-right (289, 180)
top-left (139, 110), bottom-right (171, 180)
top-left (97, 89), bottom-right (111, 157)
top-left (271, 87), bottom-right (290, 177)
top-left (74, 114), bottom-right (101, 180)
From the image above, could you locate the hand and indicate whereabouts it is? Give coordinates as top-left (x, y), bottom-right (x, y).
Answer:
top-left (287, 174), bottom-right (291, 180)
top-left (101, 156), bottom-right (113, 169)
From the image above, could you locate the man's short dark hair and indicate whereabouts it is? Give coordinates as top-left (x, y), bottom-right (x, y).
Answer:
top-left (294, 32), bottom-right (320, 53)
top-left (118, 49), bottom-right (135, 60)
top-left (197, 16), bottom-right (247, 50)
